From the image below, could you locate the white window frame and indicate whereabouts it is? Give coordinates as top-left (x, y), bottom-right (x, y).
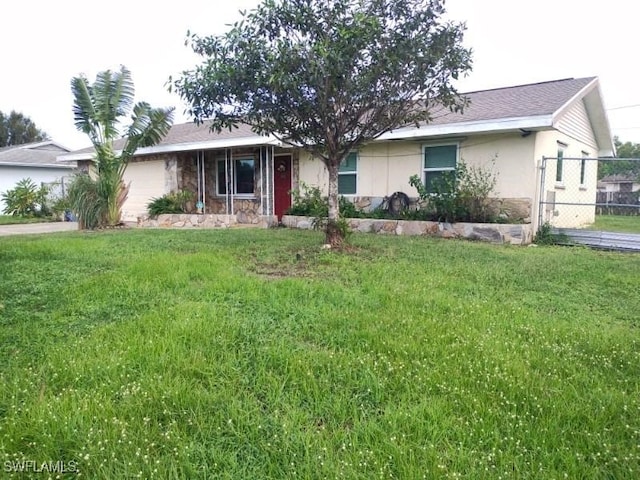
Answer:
top-left (338, 151), bottom-right (358, 196)
top-left (580, 151), bottom-right (589, 187)
top-left (422, 142), bottom-right (459, 193)
top-left (216, 157), bottom-right (256, 198)
top-left (555, 142), bottom-right (567, 185)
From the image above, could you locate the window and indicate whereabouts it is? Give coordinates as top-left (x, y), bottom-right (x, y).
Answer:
top-left (555, 144), bottom-right (565, 183)
top-left (580, 151), bottom-right (588, 185)
top-left (423, 144), bottom-right (457, 193)
top-left (338, 152), bottom-right (357, 195)
top-left (216, 157), bottom-right (255, 195)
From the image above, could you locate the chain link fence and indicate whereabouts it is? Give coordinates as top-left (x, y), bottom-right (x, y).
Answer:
top-left (539, 157), bottom-right (640, 232)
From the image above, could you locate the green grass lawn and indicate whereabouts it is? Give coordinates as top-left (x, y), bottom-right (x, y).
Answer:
top-left (0, 215), bottom-right (58, 225)
top-left (589, 214), bottom-right (640, 233)
top-left (1, 229), bottom-right (639, 479)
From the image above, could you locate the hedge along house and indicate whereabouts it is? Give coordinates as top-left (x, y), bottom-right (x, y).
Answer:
top-left (58, 77), bottom-right (613, 230)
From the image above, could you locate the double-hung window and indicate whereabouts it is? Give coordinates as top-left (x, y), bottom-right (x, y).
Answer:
top-left (423, 144), bottom-right (457, 193)
top-left (217, 157), bottom-right (255, 196)
top-left (338, 152), bottom-right (357, 195)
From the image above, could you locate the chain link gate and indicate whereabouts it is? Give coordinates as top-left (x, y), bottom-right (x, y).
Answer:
top-left (538, 156), bottom-right (640, 250)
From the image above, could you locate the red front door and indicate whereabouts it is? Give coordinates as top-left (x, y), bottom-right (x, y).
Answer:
top-left (273, 155), bottom-right (292, 220)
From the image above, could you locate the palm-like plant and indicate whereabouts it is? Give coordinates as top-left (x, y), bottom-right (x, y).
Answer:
top-left (71, 66), bottom-right (174, 227)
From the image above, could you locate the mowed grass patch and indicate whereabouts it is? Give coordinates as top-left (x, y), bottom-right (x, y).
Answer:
top-left (0, 228), bottom-right (639, 479)
top-left (0, 215), bottom-right (59, 225)
top-left (589, 214), bottom-right (640, 234)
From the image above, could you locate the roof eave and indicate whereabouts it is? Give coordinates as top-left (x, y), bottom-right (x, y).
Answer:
top-left (551, 78), bottom-right (615, 156)
top-left (376, 115), bottom-right (554, 141)
top-left (0, 162), bottom-right (75, 169)
top-left (58, 135), bottom-right (284, 162)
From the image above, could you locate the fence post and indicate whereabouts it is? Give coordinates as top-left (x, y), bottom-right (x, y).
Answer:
top-left (538, 156), bottom-right (547, 232)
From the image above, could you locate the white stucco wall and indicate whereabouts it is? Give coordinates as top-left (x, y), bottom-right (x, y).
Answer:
top-left (534, 130), bottom-right (599, 229)
top-left (121, 159), bottom-right (167, 222)
top-left (298, 132), bottom-right (536, 203)
top-left (0, 166), bottom-right (74, 212)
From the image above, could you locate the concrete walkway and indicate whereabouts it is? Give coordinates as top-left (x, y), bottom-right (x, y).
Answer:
top-left (0, 222), bottom-right (79, 237)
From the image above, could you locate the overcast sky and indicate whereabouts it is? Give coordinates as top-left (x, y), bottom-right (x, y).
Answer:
top-left (2, 0), bottom-right (639, 151)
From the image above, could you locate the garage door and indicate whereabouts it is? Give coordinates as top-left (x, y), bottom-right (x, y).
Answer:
top-left (121, 160), bottom-right (166, 222)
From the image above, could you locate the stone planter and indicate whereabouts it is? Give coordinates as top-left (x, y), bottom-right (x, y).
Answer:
top-left (138, 214), bottom-right (237, 229)
top-left (281, 215), bottom-right (533, 245)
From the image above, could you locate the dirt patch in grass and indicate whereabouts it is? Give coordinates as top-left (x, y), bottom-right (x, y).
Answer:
top-left (245, 242), bottom-right (375, 279)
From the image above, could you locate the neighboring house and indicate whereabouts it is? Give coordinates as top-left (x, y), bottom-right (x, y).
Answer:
top-left (596, 174), bottom-right (640, 212)
top-left (0, 141), bottom-right (75, 212)
top-left (58, 77), bottom-right (614, 230)
top-left (597, 174), bottom-right (640, 193)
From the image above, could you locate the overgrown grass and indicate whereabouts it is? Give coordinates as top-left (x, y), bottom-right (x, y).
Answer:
top-left (0, 215), bottom-right (58, 225)
top-left (589, 214), bottom-right (640, 233)
top-left (1, 229), bottom-right (639, 479)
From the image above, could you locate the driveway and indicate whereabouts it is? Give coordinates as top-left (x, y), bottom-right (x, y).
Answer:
top-left (0, 222), bottom-right (79, 237)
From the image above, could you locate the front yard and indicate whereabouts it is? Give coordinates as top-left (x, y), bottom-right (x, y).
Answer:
top-left (0, 229), bottom-right (638, 478)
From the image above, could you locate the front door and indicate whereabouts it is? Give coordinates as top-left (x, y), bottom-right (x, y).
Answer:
top-left (273, 155), bottom-right (292, 220)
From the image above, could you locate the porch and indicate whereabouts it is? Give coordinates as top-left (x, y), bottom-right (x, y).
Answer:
top-left (173, 145), bottom-right (298, 223)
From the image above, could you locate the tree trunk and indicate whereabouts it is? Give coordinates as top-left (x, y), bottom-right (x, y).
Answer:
top-left (325, 160), bottom-right (344, 247)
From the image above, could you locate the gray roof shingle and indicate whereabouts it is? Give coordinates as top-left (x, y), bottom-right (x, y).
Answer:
top-left (426, 77), bottom-right (595, 125)
top-left (71, 122), bottom-right (258, 155)
top-left (0, 141), bottom-right (73, 167)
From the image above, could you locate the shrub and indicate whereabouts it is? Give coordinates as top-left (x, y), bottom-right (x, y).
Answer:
top-left (287, 183), bottom-right (364, 219)
top-left (66, 174), bottom-right (105, 230)
top-left (287, 183), bottom-right (328, 217)
top-left (1, 178), bottom-right (50, 217)
top-left (409, 159), bottom-right (498, 223)
top-left (534, 222), bottom-right (569, 245)
top-left (286, 183), bottom-right (364, 241)
top-left (147, 190), bottom-right (195, 216)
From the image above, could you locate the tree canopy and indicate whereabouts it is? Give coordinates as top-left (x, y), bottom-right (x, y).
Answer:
top-left (70, 66), bottom-right (174, 228)
top-left (174, 0), bottom-right (471, 245)
top-left (0, 110), bottom-right (48, 147)
top-left (598, 137), bottom-right (640, 179)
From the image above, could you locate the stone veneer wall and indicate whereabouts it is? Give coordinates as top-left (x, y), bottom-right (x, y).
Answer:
top-left (207, 198), bottom-right (263, 224)
top-left (138, 214), bottom-right (237, 229)
top-left (282, 215), bottom-right (534, 245)
top-left (137, 213), bottom-right (278, 229)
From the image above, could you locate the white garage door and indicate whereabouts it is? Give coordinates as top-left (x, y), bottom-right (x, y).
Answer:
top-left (121, 160), bottom-right (166, 222)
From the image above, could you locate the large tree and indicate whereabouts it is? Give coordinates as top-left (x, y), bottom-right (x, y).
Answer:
top-left (0, 110), bottom-right (48, 147)
top-left (70, 66), bottom-right (174, 228)
top-left (174, 0), bottom-right (471, 246)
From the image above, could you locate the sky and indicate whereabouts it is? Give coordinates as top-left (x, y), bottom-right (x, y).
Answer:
top-left (2, 0), bottom-right (639, 151)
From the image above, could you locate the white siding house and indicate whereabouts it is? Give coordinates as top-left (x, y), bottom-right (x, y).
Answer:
top-left (0, 141), bottom-right (75, 212)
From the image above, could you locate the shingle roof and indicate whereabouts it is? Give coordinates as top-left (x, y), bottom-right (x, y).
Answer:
top-left (64, 77), bottom-right (598, 157)
top-left (71, 122), bottom-right (258, 155)
top-left (599, 174), bottom-right (639, 183)
top-left (426, 77), bottom-right (595, 125)
top-left (0, 141), bottom-right (73, 168)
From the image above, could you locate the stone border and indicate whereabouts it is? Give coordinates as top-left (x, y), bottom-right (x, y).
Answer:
top-left (282, 215), bottom-right (533, 245)
top-left (138, 214), bottom-right (238, 228)
top-left (138, 214), bottom-right (279, 229)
